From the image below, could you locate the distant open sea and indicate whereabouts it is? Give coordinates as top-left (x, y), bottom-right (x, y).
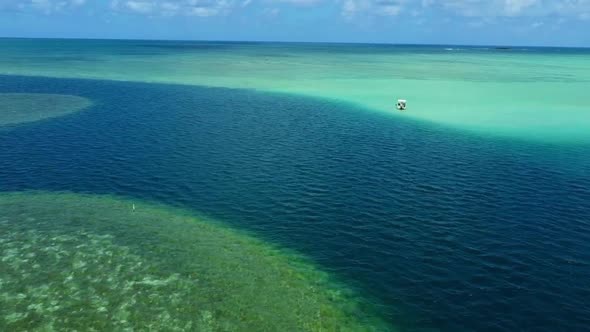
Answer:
top-left (1, 40), bottom-right (590, 331)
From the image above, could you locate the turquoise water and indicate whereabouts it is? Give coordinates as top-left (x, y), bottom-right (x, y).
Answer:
top-left (1, 40), bottom-right (590, 331)
top-left (1, 39), bottom-right (590, 143)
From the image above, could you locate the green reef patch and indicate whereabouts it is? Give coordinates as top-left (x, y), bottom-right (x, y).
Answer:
top-left (0, 192), bottom-right (390, 331)
top-left (0, 93), bottom-right (91, 126)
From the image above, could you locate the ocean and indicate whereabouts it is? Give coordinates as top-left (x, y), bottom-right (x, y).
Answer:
top-left (1, 39), bottom-right (589, 331)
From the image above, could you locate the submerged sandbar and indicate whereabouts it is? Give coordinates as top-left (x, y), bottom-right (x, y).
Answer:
top-left (0, 93), bottom-right (91, 126)
top-left (1, 41), bottom-right (589, 142)
top-left (0, 192), bottom-right (390, 331)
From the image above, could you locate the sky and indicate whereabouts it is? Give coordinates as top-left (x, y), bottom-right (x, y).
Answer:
top-left (0, 0), bottom-right (589, 46)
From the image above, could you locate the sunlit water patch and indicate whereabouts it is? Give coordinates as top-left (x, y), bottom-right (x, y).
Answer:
top-left (0, 192), bottom-right (389, 331)
top-left (0, 93), bottom-right (91, 126)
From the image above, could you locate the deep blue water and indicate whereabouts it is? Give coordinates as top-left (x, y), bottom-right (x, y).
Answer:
top-left (4, 38), bottom-right (590, 65)
top-left (1, 75), bottom-right (590, 331)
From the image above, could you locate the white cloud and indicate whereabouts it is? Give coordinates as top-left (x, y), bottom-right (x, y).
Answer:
top-left (110, 0), bottom-right (236, 17)
top-left (273, 0), bottom-right (322, 6)
top-left (435, 0), bottom-right (539, 16)
top-left (0, 0), bottom-right (86, 13)
top-left (424, 0), bottom-right (590, 18)
top-left (342, 0), bottom-right (407, 18)
top-left (261, 6), bottom-right (279, 16)
top-left (337, 0), bottom-right (590, 22)
top-left (504, 0), bottom-right (537, 16)
top-left (6, 0), bottom-right (587, 20)
top-left (125, 1), bottom-right (155, 13)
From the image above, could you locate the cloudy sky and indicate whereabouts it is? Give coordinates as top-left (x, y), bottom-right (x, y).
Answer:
top-left (1, 0), bottom-right (589, 46)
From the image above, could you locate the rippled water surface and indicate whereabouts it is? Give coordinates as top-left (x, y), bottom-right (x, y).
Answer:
top-left (1, 74), bottom-right (590, 331)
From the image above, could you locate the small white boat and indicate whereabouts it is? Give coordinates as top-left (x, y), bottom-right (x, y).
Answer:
top-left (396, 99), bottom-right (407, 111)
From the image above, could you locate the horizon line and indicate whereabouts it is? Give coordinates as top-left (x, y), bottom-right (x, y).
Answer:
top-left (1, 35), bottom-right (589, 50)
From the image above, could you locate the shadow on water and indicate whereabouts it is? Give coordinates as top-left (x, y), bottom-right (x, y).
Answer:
top-left (1, 75), bottom-right (590, 331)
